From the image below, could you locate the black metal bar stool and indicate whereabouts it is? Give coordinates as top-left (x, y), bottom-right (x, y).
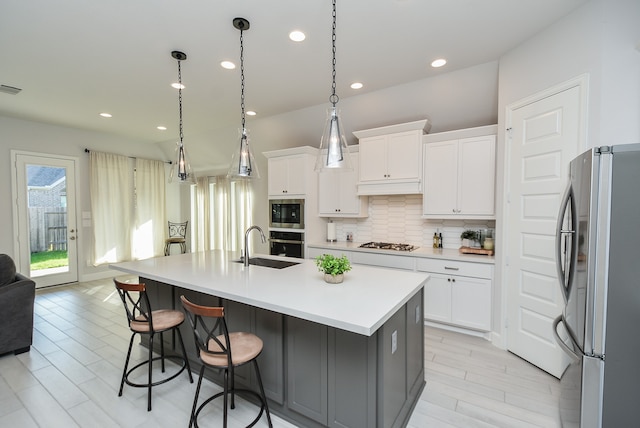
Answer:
top-left (180, 295), bottom-right (273, 428)
top-left (114, 279), bottom-right (193, 411)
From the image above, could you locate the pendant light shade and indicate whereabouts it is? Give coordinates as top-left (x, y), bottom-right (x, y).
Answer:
top-left (169, 50), bottom-right (196, 185)
top-left (316, 106), bottom-right (352, 171)
top-left (315, 0), bottom-right (352, 172)
top-left (228, 18), bottom-right (260, 179)
top-left (228, 127), bottom-right (258, 177)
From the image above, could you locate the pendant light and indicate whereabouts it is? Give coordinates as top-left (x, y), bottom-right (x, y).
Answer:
top-left (315, 0), bottom-right (352, 172)
top-left (169, 50), bottom-right (196, 184)
top-left (228, 17), bottom-right (260, 179)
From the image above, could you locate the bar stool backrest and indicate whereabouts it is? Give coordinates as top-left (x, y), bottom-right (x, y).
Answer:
top-left (114, 280), bottom-right (153, 330)
top-left (180, 296), bottom-right (233, 368)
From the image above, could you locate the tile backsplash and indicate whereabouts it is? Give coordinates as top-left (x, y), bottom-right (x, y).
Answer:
top-left (331, 195), bottom-right (495, 250)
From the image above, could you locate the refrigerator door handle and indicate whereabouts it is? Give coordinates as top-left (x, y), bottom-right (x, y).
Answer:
top-left (556, 184), bottom-right (575, 305)
top-left (553, 315), bottom-right (581, 362)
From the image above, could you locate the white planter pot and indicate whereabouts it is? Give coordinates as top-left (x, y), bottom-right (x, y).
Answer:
top-left (324, 273), bottom-right (344, 284)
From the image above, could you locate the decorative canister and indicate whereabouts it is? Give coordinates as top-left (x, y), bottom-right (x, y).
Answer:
top-left (483, 238), bottom-right (494, 251)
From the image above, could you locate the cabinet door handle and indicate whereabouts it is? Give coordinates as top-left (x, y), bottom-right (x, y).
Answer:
top-left (444, 266), bottom-right (459, 271)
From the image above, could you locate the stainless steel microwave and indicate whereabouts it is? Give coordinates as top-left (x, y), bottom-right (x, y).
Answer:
top-left (269, 199), bottom-right (304, 229)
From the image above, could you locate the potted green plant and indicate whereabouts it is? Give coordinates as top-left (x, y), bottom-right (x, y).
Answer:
top-left (315, 254), bottom-right (352, 284)
top-left (460, 230), bottom-right (478, 247)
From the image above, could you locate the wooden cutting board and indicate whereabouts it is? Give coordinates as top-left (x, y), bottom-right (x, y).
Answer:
top-left (459, 246), bottom-right (494, 256)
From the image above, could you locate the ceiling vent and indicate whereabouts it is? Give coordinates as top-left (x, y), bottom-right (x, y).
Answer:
top-left (0, 85), bottom-right (22, 95)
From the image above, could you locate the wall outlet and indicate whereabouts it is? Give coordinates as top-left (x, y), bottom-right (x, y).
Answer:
top-left (391, 330), bottom-right (398, 354)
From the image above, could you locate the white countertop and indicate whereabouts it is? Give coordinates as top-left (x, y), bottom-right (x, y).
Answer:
top-left (110, 250), bottom-right (428, 337)
top-left (308, 241), bottom-right (495, 264)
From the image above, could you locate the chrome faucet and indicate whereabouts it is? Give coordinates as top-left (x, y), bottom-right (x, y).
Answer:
top-left (244, 225), bottom-right (266, 266)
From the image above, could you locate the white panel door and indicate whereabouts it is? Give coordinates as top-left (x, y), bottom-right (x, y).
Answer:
top-left (12, 151), bottom-right (79, 287)
top-left (506, 85), bottom-right (582, 377)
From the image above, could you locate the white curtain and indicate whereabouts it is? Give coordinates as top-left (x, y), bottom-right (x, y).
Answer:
top-left (194, 175), bottom-right (212, 252)
top-left (134, 158), bottom-right (166, 259)
top-left (207, 176), bottom-right (253, 253)
top-left (90, 151), bottom-right (133, 265)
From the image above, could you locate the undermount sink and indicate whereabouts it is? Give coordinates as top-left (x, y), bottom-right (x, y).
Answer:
top-left (233, 257), bottom-right (300, 269)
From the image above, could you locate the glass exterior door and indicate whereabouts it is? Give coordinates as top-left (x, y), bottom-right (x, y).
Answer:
top-left (12, 152), bottom-right (78, 287)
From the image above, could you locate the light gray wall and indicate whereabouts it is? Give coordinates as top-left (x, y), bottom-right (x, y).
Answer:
top-left (493, 0), bottom-right (640, 340)
top-left (0, 115), bottom-right (167, 278)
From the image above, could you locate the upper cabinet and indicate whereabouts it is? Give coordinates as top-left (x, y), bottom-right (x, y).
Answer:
top-left (318, 150), bottom-right (368, 218)
top-left (264, 147), bottom-right (318, 198)
top-left (353, 120), bottom-right (430, 196)
top-left (422, 125), bottom-right (497, 219)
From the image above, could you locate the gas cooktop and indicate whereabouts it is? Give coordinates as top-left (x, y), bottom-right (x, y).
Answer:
top-left (358, 242), bottom-right (418, 251)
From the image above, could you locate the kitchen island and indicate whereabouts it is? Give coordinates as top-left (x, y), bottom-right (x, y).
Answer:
top-left (111, 250), bottom-right (428, 428)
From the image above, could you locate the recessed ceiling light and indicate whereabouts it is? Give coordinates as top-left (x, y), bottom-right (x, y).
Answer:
top-left (431, 58), bottom-right (447, 68)
top-left (99, 112), bottom-right (112, 118)
top-left (350, 82), bottom-right (363, 89)
top-left (221, 61), bottom-right (236, 70)
top-left (246, 111), bottom-right (257, 116)
top-left (171, 82), bottom-right (185, 89)
top-left (289, 31), bottom-right (306, 42)
top-left (157, 126), bottom-right (167, 131)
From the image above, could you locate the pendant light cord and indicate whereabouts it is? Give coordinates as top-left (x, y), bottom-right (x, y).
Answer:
top-left (240, 28), bottom-right (246, 131)
top-left (177, 59), bottom-right (184, 145)
top-left (330, 0), bottom-right (339, 107)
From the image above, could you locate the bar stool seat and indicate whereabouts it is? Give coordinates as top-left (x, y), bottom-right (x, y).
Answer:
top-left (114, 279), bottom-right (193, 411)
top-left (181, 295), bottom-right (272, 428)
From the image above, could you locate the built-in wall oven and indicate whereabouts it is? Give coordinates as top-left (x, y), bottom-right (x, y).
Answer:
top-left (269, 230), bottom-right (304, 259)
top-left (269, 199), bottom-right (304, 229)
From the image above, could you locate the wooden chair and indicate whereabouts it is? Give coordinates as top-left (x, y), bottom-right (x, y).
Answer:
top-left (180, 295), bottom-right (272, 428)
top-left (114, 279), bottom-right (193, 411)
top-left (164, 221), bottom-right (188, 255)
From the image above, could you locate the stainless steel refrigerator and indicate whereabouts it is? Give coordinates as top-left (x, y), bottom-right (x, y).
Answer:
top-left (553, 144), bottom-right (640, 427)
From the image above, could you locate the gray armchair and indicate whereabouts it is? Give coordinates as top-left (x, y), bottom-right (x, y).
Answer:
top-left (0, 254), bottom-right (35, 355)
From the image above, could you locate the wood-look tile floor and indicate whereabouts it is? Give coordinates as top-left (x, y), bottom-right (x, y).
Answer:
top-left (0, 277), bottom-right (561, 427)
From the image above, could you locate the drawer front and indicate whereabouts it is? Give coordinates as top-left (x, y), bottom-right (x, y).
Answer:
top-left (307, 247), bottom-right (349, 260)
top-left (416, 258), bottom-right (492, 279)
top-left (351, 252), bottom-right (416, 270)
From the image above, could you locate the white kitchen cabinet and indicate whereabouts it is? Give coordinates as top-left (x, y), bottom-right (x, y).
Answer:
top-left (353, 120), bottom-right (430, 196)
top-left (423, 125), bottom-right (497, 219)
top-left (318, 152), bottom-right (368, 217)
top-left (417, 258), bottom-right (492, 331)
top-left (264, 147), bottom-right (317, 198)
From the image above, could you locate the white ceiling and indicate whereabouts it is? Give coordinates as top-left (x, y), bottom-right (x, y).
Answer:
top-left (0, 0), bottom-right (586, 144)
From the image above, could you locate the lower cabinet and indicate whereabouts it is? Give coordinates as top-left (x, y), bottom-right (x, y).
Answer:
top-left (416, 259), bottom-right (492, 331)
top-left (287, 317), bottom-right (329, 424)
top-left (142, 278), bottom-right (424, 428)
top-left (287, 289), bottom-right (424, 428)
top-left (225, 300), bottom-right (285, 404)
top-left (308, 245), bottom-right (494, 333)
top-left (307, 247), bottom-right (416, 271)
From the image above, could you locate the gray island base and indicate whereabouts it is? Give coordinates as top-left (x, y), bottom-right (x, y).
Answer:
top-left (111, 250), bottom-right (427, 428)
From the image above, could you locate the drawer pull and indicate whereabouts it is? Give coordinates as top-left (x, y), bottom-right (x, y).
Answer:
top-left (444, 266), bottom-right (459, 271)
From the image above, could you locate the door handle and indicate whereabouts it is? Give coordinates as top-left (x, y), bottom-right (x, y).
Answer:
top-left (69, 236), bottom-right (76, 240)
top-left (552, 315), bottom-right (581, 361)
